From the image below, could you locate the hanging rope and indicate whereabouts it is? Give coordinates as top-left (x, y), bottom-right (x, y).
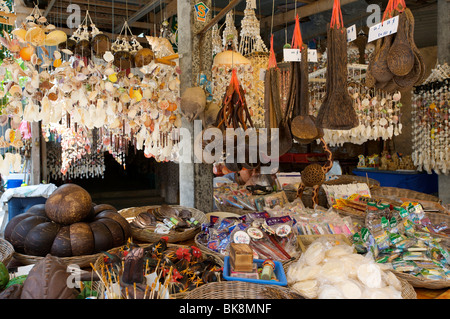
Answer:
top-left (330, 0), bottom-right (345, 30)
top-left (291, 14), bottom-right (303, 50)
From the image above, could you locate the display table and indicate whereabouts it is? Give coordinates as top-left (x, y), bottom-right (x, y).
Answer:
top-left (352, 169), bottom-right (438, 194)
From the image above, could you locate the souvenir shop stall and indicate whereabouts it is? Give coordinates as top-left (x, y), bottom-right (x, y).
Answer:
top-left (0, 0), bottom-right (448, 302)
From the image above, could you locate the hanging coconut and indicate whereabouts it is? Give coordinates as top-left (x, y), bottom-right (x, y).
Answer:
top-left (74, 39), bottom-right (91, 58)
top-left (134, 47), bottom-right (154, 68)
top-left (91, 33), bottom-right (111, 58)
top-left (58, 38), bottom-right (77, 53)
top-left (113, 50), bottom-right (134, 69)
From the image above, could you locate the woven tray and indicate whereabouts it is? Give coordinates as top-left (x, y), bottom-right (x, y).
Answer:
top-left (13, 251), bottom-right (104, 268)
top-left (371, 186), bottom-right (440, 203)
top-left (297, 234), bottom-right (353, 253)
top-left (183, 280), bottom-right (300, 299)
top-left (92, 243), bottom-right (224, 299)
top-left (119, 205), bottom-right (207, 243)
top-left (392, 271), bottom-right (450, 290)
top-left (0, 238), bottom-right (14, 267)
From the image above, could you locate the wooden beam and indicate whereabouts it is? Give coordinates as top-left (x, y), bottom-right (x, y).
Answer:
top-left (47, 11), bottom-right (155, 31)
top-left (115, 0), bottom-right (161, 33)
top-left (261, 0), bottom-right (360, 29)
top-left (196, 0), bottom-right (243, 36)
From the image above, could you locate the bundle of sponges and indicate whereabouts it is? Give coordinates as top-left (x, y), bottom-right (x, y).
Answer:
top-left (287, 239), bottom-right (403, 299)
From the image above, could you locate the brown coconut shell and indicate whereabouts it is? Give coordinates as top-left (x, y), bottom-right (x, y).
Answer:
top-left (93, 204), bottom-right (117, 215)
top-left (69, 222), bottom-right (94, 256)
top-left (45, 183), bottom-right (93, 225)
top-left (25, 204), bottom-right (47, 217)
top-left (9, 216), bottom-right (49, 253)
top-left (95, 218), bottom-right (125, 247)
top-left (20, 254), bottom-right (78, 299)
top-left (134, 48), bottom-right (154, 67)
top-left (74, 39), bottom-right (91, 58)
top-left (4, 213), bottom-right (36, 242)
top-left (95, 210), bottom-right (131, 241)
top-left (89, 221), bottom-right (114, 253)
top-left (113, 50), bottom-right (134, 70)
top-left (24, 222), bottom-right (61, 256)
top-left (50, 226), bottom-right (72, 257)
top-left (58, 38), bottom-right (77, 53)
top-left (91, 33), bottom-right (111, 58)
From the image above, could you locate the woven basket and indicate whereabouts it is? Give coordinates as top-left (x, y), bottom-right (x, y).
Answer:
top-left (13, 251), bottom-right (104, 268)
top-left (119, 205), bottom-right (207, 243)
top-left (392, 271), bottom-right (450, 290)
top-left (92, 243), bottom-right (224, 299)
top-left (325, 175), bottom-right (381, 188)
top-left (371, 187), bottom-right (440, 203)
top-left (0, 238), bottom-right (14, 267)
top-left (183, 280), bottom-right (298, 299)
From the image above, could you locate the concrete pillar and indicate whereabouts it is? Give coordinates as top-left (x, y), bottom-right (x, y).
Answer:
top-left (437, 0), bottom-right (450, 204)
top-left (177, 0), bottom-right (214, 212)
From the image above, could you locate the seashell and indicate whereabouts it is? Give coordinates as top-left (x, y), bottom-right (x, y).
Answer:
top-left (12, 28), bottom-right (27, 42)
top-left (119, 92), bottom-right (130, 104)
top-left (104, 67), bottom-right (115, 76)
top-left (25, 27), bottom-right (46, 46)
top-left (37, 16), bottom-right (47, 24)
top-left (103, 51), bottom-right (114, 63)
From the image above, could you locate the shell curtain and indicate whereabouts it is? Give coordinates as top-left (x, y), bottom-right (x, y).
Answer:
top-left (0, 6), bottom-right (181, 179)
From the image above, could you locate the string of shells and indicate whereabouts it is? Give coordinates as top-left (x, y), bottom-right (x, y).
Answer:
top-left (411, 63), bottom-right (450, 175)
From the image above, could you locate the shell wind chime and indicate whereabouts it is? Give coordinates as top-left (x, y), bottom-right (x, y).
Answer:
top-left (237, 0), bottom-right (268, 128)
top-left (411, 63), bottom-right (450, 175)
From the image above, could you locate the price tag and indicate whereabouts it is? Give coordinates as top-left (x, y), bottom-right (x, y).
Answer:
top-left (283, 48), bottom-right (318, 62)
top-left (347, 24), bottom-right (357, 42)
top-left (283, 48), bottom-right (301, 62)
top-left (259, 68), bottom-right (266, 81)
top-left (368, 16), bottom-right (399, 43)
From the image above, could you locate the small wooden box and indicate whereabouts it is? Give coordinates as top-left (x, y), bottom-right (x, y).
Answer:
top-left (229, 243), bottom-right (253, 272)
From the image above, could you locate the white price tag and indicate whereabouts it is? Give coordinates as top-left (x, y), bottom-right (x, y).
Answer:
top-left (283, 48), bottom-right (301, 62)
top-left (283, 48), bottom-right (318, 62)
top-left (347, 24), bottom-right (357, 42)
top-left (368, 16), bottom-right (399, 43)
top-left (308, 49), bottom-right (318, 62)
top-left (259, 68), bottom-right (266, 81)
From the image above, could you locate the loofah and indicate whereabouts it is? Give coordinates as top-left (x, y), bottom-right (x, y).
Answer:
top-left (337, 279), bottom-right (363, 299)
top-left (304, 241), bottom-right (325, 266)
top-left (320, 260), bottom-right (347, 284)
top-left (357, 263), bottom-right (383, 289)
top-left (318, 284), bottom-right (344, 299)
top-left (292, 280), bottom-right (319, 299)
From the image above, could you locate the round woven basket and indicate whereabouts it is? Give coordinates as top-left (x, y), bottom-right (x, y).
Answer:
top-left (371, 186), bottom-right (439, 203)
top-left (13, 251), bottom-right (104, 268)
top-left (183, 280), bottom-right (298, 299)
top-left (92, 243), bottom-right (224, 299)
top-left (393, 271), bottom-right (449, 290)
top-left (0, 238), bottom-right (14, 267)
top-left (119, 205), bottom-right (207, 243)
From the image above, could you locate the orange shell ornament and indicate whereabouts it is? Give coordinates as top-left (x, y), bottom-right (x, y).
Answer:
top-left (19, 45), bottom-right (35, 61)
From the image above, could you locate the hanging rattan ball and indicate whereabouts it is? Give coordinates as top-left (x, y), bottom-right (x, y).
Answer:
top-left (301, 163), bottom-right (325, 187)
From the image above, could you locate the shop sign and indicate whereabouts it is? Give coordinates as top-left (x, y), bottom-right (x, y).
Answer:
top-left (194, 2), bottom-right (210, 22)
